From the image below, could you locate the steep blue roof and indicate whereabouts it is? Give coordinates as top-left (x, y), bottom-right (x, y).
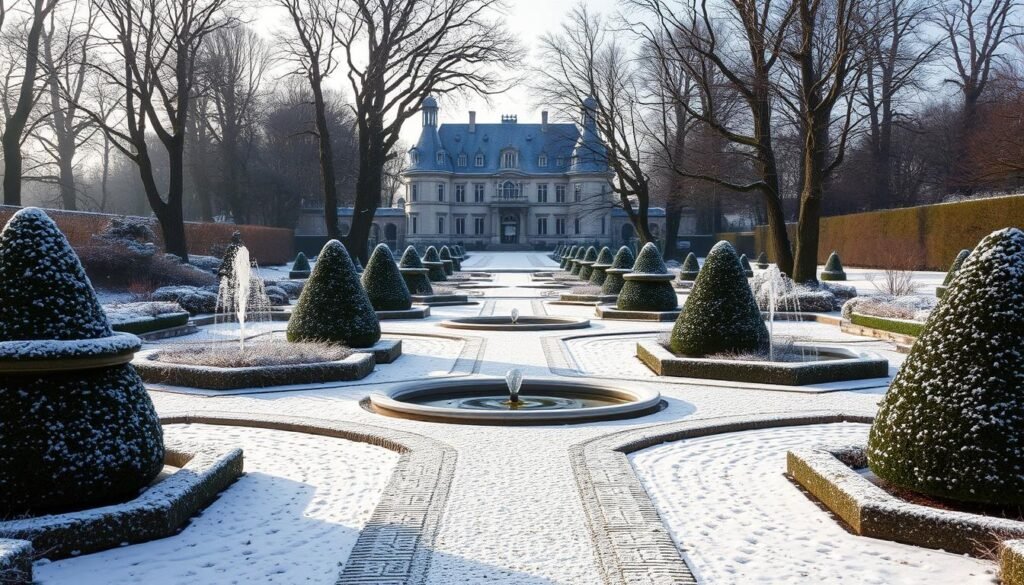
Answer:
top-left (408, 122), bottom-right (590, 175)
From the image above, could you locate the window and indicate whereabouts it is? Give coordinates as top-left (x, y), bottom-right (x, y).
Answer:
top-left (475, 154), bottom-right (485, 167)
top-left (436, 151), bottom-right (445, 165)
top-left (474, 217), bottom-right (485, 235)
top-left (499, 181), bottom-right (520, 200)
top-left (411, 151), bottom-right (419, 165)
top-left (411, 215), bottom-right (418, 234)
top-left (574, 218), bottom-right (581, 235)
top-left (437, 215), bottom-right (445, 234)
top-left (537, 217), bottom-right (548, 235)
top-left (501, 150), bottom-right (518, 169)
top-left (574, 184), bottom-right (583, 202)
top-left (538, 154), bottom-right (548, 167)
top-left (437, 183), bottom-right (445, 202)
top-left (458, 154), bottom-right (467, 167)
top-left (455, 217), bottom-right (466, 235)
top-left (474, 183), bottom-right (485, 202)
top-left (537, 184), bottom-right (548, 203)
top-left (556, 157), bottom-right (564, 166)
top-left (555, 217), bottom-right (566, 235)
top-left (555, 185), bottom-right (566, 203)
top-left (455, 184), bottom-right (466, 203)
top-left (411, 183), bottom-right (419, 202)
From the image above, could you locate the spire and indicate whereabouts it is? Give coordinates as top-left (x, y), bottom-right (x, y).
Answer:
top-left (422, 95), bottom-right (438, 127)
top-left (570, 95), bottom-right (609, 174)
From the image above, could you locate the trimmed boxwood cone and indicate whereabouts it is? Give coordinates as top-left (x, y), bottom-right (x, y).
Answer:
top-left (217, 231), bottom-right (243, 280)
top-left (867, 229), bottom-right (1024, 507)
top-left (287, 239), bottom-right (381, 348)
top-left (739, 254), bottom-right (754, 277)
top-left (756, 252), bottom-right (769, 269)
top-left (399, 246), bottom-right (434, 295)
top-left (588, 247), bottom-right (613, 286)
top-left (289, 252), bottom-right (311, 279)
top-left (601, 246), bottom-right (635, 295)
top-left (440, 246), bottom-right (461, 271)
top-left (820, 251), bottom-right (847, 281)
top-left (617, 242), bottom-right (678, 311)
top-left (937, 248), bottom-right (971, 298)
top-left (362, 244), bottom-right (412, 311)
top-left (678, 252), bottom-right (700, 281)
top-left (423, 246), bottom-right (447, 282)
top-left (0, 208), bottom-right (164, 515)
top-left (578, 246), bottom-right (598, 281)
top-left (570, 246), bottom-right (587, 276)
top-left (561, 245), bottom-right (578, 269)
top-left (669, 240), bottom-right (769, 356)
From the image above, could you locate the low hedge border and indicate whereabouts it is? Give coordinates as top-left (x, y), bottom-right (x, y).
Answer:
top-left (409, 293), bottom-right (472, 306)
top-left (787, 445), bottom-right (1024, 557)
top-left (636, 340), bottom-right (889, 386)
top-left (376, 307), bottom-right (431, 320)
top-left (0, 437), bottom-right (242, 562)
top-left (848, 312), bottom-right (925, 337)
top-left (134, 351), bottom-right (375, 390)
top-left (595, 306), bottom-right (680, 322)
top-left (1002, 541), bottom-right (1024, 585)
top-left (111, 312), bottom-right (190, 335)
top-left (558, 293), bottom-right (618, 304)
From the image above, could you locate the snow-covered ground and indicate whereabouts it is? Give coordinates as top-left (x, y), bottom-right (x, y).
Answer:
top-left (631, 423), bottom-right (998, 584)
top-left (35, 424), bottom-right (398, 585)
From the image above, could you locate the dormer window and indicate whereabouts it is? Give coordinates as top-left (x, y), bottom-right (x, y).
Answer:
top-left (475, 154), bottom-right (485, 167)
top-left (410, 150), bottom-right (420, 165)
top-left (436, 151), bottom-right (446, 165)
top-left (555, 157), bottom-right (564, 166)
top-left (538, 154), bottom-right (548, 168)
top-left (501, 150), bottom-right (518, 169)
top-left (458, 153), bottom-right (467, 167)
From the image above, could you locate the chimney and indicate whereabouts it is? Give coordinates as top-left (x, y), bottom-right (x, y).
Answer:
top-left (542, 110), bottom-right (549, 132)
top-left (469, 111), bottom-right (476, 133)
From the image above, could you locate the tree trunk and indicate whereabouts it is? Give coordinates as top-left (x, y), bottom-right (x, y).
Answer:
top-left (663, 195), bottom-right (684, 260)
top-left (1, 133), bottom-right (24, 206)
top-left (346, 135), bottom-right (385, 264)
top-left (751, 83), bottom-right (794, 277)
top-left (310, 81), bottom-right (339, 240)
top-left (792, 113), bottom-right (829, 284)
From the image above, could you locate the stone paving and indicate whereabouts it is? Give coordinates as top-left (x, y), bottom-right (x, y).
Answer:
top-left (53, 252), bottom-right (981, 585)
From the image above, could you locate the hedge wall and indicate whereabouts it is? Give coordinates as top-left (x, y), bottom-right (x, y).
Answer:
top-left (849, 312), bottom-right (926, 337)
top-left (717, 195), bottom-right (1024, 271)
top-left (0, 206), bottom-right (293, 265)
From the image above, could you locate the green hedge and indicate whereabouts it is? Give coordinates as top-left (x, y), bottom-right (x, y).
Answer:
top-left (111, 312), bottom-right (190, 335)
top-left (849, 312), bottom-right (924, 337)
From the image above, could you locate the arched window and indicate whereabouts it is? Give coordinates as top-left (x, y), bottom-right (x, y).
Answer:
top-left (501, 149), bottom-right (518, 169)
top-left (499, 181), bottom-right (520, 200)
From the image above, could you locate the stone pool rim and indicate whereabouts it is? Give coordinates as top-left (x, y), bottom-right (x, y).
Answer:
top-left (439, 316), bottom-right (591, 331)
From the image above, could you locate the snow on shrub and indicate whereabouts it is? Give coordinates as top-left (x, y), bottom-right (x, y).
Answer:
top-left (362, 244), bottom-right (412, 311)
top-left (588, 246), bottom-right (613, 286)
top-left (937, 248), bottom-right (971, 298)
top-left (617, 243), bottom-right (678, 311)
top-left (669, 240), bottom-right (769, 356)
top-left (600, 246), bottom-right (634, 295)
top-left (820, 251), bottom-right (847, 281)
top-left (423, 246), bottom-right (447, 282)
top-left (399, 246), bottom-right (434, 295)
top-left (287, 240), bottom-right (381, 348)
top-left (678, 252), bottom-right (700, 281)
top-left (289, 252), bottom-right (311, 279)
top-left (440, 246), bottom-right (461, 272)
top-left (578, 246), bottom-right (598, 281)
top-left (217, 231), bottom-right (243, 280)
top-left (561, 245), bottom-right (578, 270)
top-left (152, 285), bottom-right (219, 314)
top-left (0, 207), bottom-right (164, 515)
top-left (739, 253), bottom-right (754, 277)
top-left (867, 228), bottom-right (1024, 507)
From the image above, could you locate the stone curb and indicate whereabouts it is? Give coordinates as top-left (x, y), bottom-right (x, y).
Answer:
top-left (595, 306), bottom-right (680, 322)
top-left (571, 411), bottom-right (872, 585)
top-left (157, 411), bottom-right (457, 585)
top-left (134, 351), bottom-right (376, 390)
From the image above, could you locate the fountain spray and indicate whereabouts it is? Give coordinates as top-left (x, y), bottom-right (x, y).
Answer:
top-left (505, 368), bottom-right (524, 404)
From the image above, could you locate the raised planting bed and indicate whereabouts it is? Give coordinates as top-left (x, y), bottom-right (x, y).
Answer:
top-left (0, 436), bottom-right (242, 561)
top-left (557, 293), bottom-right (618, 305)
top-left (439, 316), bottom-right (591, 331)
top-left (847, 312), bottom-right (925, 338)
top-left (787, 444), bottom-right (1024, 556)
top-left (595, 305), bottom-right (681, 322)
top-left (111, 311), bottom-right (190, 335)
top-left (376, 306), bottom-right (431, 320)
top-left (134, 346), bottom-right (375, 390)
top-left (636, 339), bottom-right (889, 385)
top-left (409, 293), bottom-right (473, 306)
top-left (357, 338), bottom-right (403, 364)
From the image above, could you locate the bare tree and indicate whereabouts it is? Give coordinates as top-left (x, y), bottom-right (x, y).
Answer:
top-left (381, 141), bottom-right (407, 208)
top-left (1, 0), bottom-right (59, 205)
top-left (330, 0), bottom-right (520, 261)
top-left (81, 0), bottom-right (233, 260)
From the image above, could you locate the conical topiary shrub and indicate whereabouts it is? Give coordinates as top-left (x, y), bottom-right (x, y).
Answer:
top-left (678, 252), bottom-right (700, 281)
top-left (820, 251), bottom-right (846, 281)
top-left (601, 246), bottom-right (635, 295)
top-left (937, 248), bottom-right (971, 298)
top-left (289, 251), bottom-right (311, 279)
top-left (588, 247), bottom-right (614, 286)
top-left (739, 254), bottom-right (754, 278)
top-left (0, 208), bottom-right (164, 515)
top-left (867, 228), bottom-right (1024, 507)
top-left (217, 231), bottom-right (243, 280)
top-left (669, 240), bottom-right (769, 356)
top-left (569, 246), bottom-right (587, 276)
top-left (617, 242), bottom-right (678, 311)
top-left (362, 244), bottom-right (412, 311)
top-left (441, 245), bottom-right (461, 271)
top-left (287, 239), bottom-right (381, 348)
top-left (578, 246), bottom-right (598, 281)
top-left (422, 246), bottom-right (447, 282)
top-left (398, 246), bottom-right (433, 295)
top-left (560, 245), bottom-right (578, 270)
top-left (756, 252), bottom-right (769, 269)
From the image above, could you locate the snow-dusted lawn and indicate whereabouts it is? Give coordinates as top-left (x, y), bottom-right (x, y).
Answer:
top-left (35, 424), bottom-right (398, 585)
top-left (630, 423), bottom-right (998, 584)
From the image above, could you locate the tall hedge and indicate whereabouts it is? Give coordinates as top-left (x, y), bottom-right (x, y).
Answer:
top-left (867, 228), bottom-right (1024, 506)
top-left (398, 246), bottom-right (434, 295)
top-left (601, 246), bottom-right (634, 295)
top-left (617, 243), bottom-right (678, 311)
top-left (362, 244), bottom-right (412, 311)
top-left (669, 240), bottom-right (769, 356)
top-left (287, 239), bottom-right (381, 348)
top-left (0, 208), bottom-right (164, 514)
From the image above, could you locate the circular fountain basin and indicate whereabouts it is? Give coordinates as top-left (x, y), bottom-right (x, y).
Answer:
top-left (370, 377), bottom-right (661, 424)
top-left (439, 316), bottom-right (590, 331)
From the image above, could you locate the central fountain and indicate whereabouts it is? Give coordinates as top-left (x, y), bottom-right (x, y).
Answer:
top-left (440, 308), bottom-right (590, 331)
top-left (369, 371), bottom-right (661, 424)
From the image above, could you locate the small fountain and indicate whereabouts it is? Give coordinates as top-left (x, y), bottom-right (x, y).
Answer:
top-left (510, 308), bottom-right (520, 325)
top-left (215, 245), bottom-right (272, 347)
top-left (505, 368), bottom-right (523, 405)
top-left (233, 247), bottom-right (252, 350)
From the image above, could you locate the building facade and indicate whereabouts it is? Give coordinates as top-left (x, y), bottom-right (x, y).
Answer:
top-left (401, 97), bottom-right (616, 249)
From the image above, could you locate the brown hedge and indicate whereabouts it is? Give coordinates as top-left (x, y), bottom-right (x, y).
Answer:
top-left (0, 206), bottom-right (293, 265)
top-left (721, 195), bottom-right (1024, 271)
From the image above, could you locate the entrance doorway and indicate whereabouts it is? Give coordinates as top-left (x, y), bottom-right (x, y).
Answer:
top-left (501, 214), bottom-right (519, 244)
